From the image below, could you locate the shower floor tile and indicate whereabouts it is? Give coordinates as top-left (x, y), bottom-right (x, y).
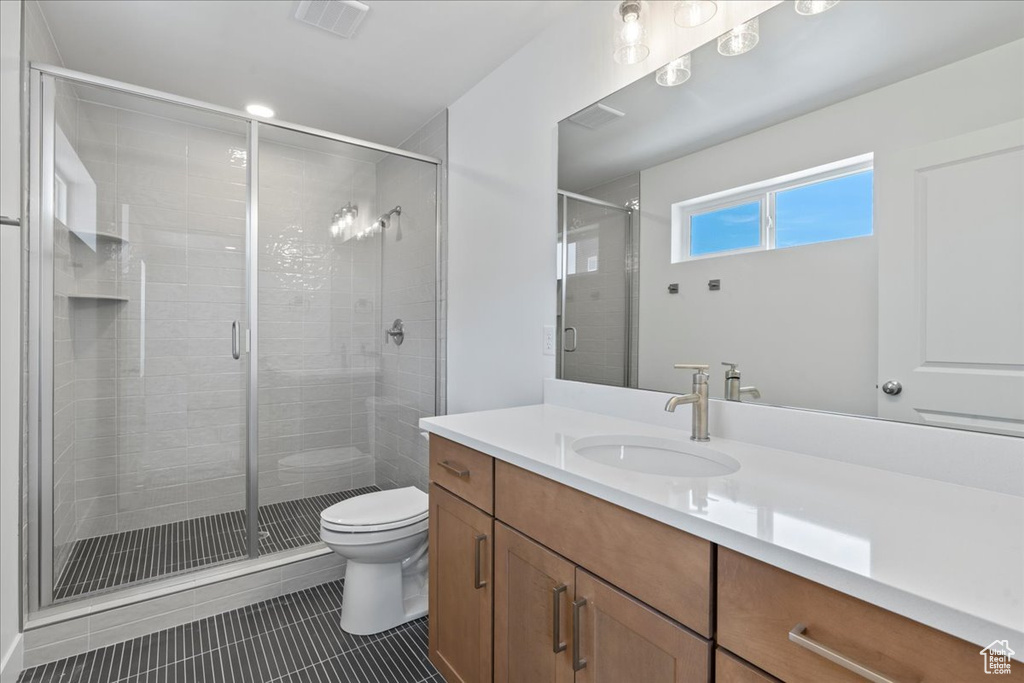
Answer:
top-left (19, 579), bottom-right (442, 683)
top-left (53, 487), bottom-right (379, 602)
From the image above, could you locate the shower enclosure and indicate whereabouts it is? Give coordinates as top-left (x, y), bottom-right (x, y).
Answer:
top-left (25, 65), bottom-right (443, 611)
top-left (556, 190), bottom-right (634, 387)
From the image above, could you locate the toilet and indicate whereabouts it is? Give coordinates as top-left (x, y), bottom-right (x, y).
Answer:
top-left (320, 487), bottom-right (429, 635)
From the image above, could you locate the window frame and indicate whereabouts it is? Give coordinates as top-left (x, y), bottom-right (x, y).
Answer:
top-left (671, 153), bottom-right (874, 263)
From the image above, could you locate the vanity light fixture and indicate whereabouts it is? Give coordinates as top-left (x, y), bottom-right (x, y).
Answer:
top-left (673, 1), bottom-right (717, 28)
top-left (656, 54), bottom-right (692, 87)
top-left (613, 1), bottom-right (650, 65)
top-left (245, 103), bottom-right (275, 118)
top-left (794, 0), bottom-right (839, 15)
top-left (330, 202), bottom-right (359, 238)
top-left (717, 17), bottom-right (759, 57)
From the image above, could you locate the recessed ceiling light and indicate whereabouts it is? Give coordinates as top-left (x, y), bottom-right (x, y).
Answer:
top-left (246, 103), bottom-right (275, 118)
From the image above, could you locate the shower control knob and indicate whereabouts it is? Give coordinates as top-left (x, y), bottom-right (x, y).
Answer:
top-left (881, 380), bottom-right (902, 396)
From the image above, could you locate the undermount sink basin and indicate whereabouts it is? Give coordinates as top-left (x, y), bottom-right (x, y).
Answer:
top-left (570, 435), bottom-right (741, 478)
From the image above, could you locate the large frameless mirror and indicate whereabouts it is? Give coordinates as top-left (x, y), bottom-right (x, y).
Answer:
top-left (557, 0), bottom-right (1024, 437)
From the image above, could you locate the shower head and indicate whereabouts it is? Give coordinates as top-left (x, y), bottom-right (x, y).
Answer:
top-left (372, 206), bottom-right (402, 241)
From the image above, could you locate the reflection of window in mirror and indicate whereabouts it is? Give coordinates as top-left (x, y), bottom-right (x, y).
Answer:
top-left (54, 173), bottom-right (67, 225)
top-left (671, 154), bottom-right (873, 262)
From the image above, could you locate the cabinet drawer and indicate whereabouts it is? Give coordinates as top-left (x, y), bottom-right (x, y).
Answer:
top-left (495, 461), bottom-right (713, 637)
top-left (430, 435), bottom-right (494, 514)
top-left (718, 548), bottom-right (1020, 683)
top-left (715, 649), bottom-right (778, 683)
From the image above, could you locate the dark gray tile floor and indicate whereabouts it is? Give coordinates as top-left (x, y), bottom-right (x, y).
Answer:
top-left (20, 580), bottom-right (443, 683)
top-left (55, 487), bottom-right (379, 602)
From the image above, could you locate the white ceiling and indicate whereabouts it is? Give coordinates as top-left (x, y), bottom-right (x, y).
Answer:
top-left (38, 0), bottom-right (580, 147)
top-left (559, 0), bottom-right (1024, 192)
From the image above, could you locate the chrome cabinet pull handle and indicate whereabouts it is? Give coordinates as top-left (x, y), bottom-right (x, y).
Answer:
top-left (231, 321), bottom-right (241, 360)
top-left (552, 584), bottom-right (567, 653)
top-left (473, 534), bottom-right (487, 589)
top-left (572, 598), bottom-right (587, 671)
top-left (564, 326), bottom-right (578, 352)
top-left (439, 460), bottom-right (469, 478)
top-left (789, 624), bottom-right (904, 683)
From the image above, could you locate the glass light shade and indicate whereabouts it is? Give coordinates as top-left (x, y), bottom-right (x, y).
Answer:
top-left (673, 1), bottom-right (717, 28)
top-left (656, 54), bottom-right (692, 87)
top-left (795, 0), bottom-right (839, 15)
top-left (718, 17), bottom-right (759, 57)
top-left (613, 1), bottom-right (650, 65)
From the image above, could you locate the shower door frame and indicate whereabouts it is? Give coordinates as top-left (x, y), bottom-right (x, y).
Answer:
top-left (557, 189), bottom-right (634, 388)
top-left (26, 63), bottom-right (444, 615)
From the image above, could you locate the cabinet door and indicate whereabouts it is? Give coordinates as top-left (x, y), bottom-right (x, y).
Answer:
top-left (574, 569), bottom-right (711, 683)
top-left (429, 483), bottom-right (494, 683)
top-left (494, 523), bottom-right (575, 683)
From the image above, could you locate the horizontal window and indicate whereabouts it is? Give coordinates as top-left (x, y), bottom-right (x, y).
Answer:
top-left (671, 155), bottom-right (873, 262)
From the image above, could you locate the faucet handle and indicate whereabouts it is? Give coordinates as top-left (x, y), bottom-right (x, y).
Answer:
top-left (674, 364), bottom-right (709, 383)
top-left (722, 362), bottom-right (740, 378)
top-left (674, 364), bottom-right (709, 372)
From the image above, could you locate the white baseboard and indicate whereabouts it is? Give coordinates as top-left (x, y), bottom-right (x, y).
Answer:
top-left (0, 633), bottom-right (23, 683)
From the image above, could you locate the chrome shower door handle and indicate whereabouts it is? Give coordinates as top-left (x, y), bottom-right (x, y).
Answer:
top-left (231, 321), bottom-right (241, 360)
top-left (564, 327), bottom-right (578, 352)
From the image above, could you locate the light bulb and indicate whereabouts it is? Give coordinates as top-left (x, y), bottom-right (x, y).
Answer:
top-left (718, 17), bottom-right (759, 57)
top-left (245, 103), bottom-right (274, 118)
top-left (795, 0), bottom-right (839, 15)
top-left (613, 1), bottom-right (650, 65)
top-left (621, 17), bottom-right (641, 44)
top-left (656, 54), bottom-right (691, 87)
top-left (673, 1), bottom-right (717, 28)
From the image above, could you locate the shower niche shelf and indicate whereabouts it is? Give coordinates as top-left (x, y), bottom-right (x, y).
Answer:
top-left (70, 229), bottom-right (129, 246)
top-left (67, 293), bottom-right (128, 303)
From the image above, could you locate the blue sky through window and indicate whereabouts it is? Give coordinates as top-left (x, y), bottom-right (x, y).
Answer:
top-left (775, 170), bottom-right (873, 248)
top-left (690, 201), bottom-right (761, 256)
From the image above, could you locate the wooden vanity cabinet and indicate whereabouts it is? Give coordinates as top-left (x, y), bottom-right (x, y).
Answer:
top-left (430, 437), bottom-right (1007, 683)
top-left (493, 522), bottom-right (710, 683)
top-left (429, 483), bottom-right (493, 683)
top-left (717, 548), bottom-right (1023, 683)
top-left (574, 569), bottom-right (710, 683)
top-left (493, 523), bottom-right (575, 683)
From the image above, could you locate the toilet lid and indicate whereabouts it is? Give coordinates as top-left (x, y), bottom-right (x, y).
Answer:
top-left (321, 487), bottom-right (428, 532)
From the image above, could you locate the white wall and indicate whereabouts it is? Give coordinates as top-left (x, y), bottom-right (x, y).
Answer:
top-left (636, 38), bottom-right (1024, 416)
top-left (446, 0), bottom-right (777, 413)
top-left (0, 0), bottom-right (22, 678)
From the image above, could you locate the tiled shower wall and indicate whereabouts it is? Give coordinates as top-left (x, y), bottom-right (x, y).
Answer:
top-left (67, 101), bottom-right (252, 538)
top-left (373, 110), bottom-right (447, 493)
top-left (256, 139), bottom-right (379, 505)
top-left (583, 174), bottom-right (639, 387)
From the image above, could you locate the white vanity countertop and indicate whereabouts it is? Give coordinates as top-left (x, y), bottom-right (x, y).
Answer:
top-left (420, 404), bottom-right (1024, 649)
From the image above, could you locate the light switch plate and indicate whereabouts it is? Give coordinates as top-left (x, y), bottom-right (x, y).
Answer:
top-left (543, 325), bottom-right (556, 356)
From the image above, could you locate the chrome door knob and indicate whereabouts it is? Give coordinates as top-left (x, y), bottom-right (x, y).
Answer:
top-left (881, 380), bottom-right (902, 396)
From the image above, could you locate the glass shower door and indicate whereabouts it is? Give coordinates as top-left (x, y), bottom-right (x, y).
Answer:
top-left (558, 193), bottom-right (632, 387)
top-left (34, 74), bottom-right (253, 604)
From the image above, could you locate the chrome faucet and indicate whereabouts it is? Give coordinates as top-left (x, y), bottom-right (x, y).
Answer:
top-left (665, 364), bottom-right (710, 442)
top-left (722, 362), bottom-right (760, 402)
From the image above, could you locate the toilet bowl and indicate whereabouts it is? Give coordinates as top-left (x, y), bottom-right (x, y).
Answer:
top-left (320, 487), bottom-right (429, 635)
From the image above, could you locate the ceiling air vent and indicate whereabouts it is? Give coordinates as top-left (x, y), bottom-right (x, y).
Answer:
top-left (294, 0), bottom-right (370, 39)
top-left (568, 103), bottom-right (626, 130)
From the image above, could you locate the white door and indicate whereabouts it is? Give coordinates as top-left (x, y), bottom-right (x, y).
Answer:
top-left (877, 120), bottom-right (1024, 436)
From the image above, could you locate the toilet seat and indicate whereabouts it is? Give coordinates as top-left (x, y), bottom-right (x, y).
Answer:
top-left (321, 487), bottom-right (428, 533)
